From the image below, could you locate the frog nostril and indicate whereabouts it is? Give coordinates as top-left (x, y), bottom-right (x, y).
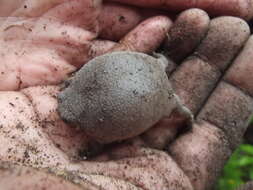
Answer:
top-left (58, 91), bottom-right (68, 104)
top-left (57, 93), bottom-right (63, 103)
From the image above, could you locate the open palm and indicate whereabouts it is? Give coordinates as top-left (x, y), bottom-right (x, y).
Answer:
top-left (0, 1), bottom-right (253, 190)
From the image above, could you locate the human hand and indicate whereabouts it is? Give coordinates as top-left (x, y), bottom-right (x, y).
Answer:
top-left (1, 1), bottom-right (253, 190)
top-left (0, 0), bottom-right (173, 90)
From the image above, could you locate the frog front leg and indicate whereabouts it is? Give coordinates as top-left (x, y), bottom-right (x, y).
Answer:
top-left (173, 94), bottom-right (194, 130)
top-left (152, 52), bottom-right (176, 75)
top-left (142, 93), bottom-right (194, 150)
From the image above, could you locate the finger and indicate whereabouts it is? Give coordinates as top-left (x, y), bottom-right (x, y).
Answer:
top-left (0, 161), bottom-right (83, 190)
top-left (99, 2), bottom-right (174, 42)
top-left (1, 0), bottom-right (101, 42)
top-left (89, 39), bottom-right (117, 57)
top-left (0, 89), bottom-right (70, 168)
top-left (139, 8), bottom-right (175, 19)
top-left (98, 2), bottom-right (143, 41)
top-left (80, 148), bottom-right (194, 189)
top-left (224, 36), bottom-right (253, 98)
top-left (169, 76), bottom-right (253, 190)
top-left (164, 8), bottom-right (210, 64)
top-left (235, 39), bottom-right (253, 140)
top-left (0, 0), bottom-right (24, 16)
top-left (199, 36), bottom-right (253, 148)
top-left (10, 0), bottom-right (65, 17)
top-left (169, 122), bottom-right (232, 190)
top-left (140, 9), bottom-right (210, 148)
top-left (9, 0), bottom-right (91, 19)
top-left (109, 16), bottom-right (172, 54)
top-left (29, 0), bottom-right (101, 45)
top-left (170, 17), bottom-right (250, 114)
top-left (197, 82), bottom-right (253, 149)
top-left (0, 0), bottom-right (105, 90)
top-left (108, 0), bottom-right (253, 20)
top-left (169, 19), bottom-right (253, 190)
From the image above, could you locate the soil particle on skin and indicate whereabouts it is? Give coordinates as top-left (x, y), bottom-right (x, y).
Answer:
top-left (9, 102), bottom-right (15, 107)
top-left (16, 122), bottom-right (25, 132)
top-left (118, 15), bottom-right (127, 24)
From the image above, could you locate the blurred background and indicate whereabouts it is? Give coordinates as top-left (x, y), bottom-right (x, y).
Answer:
top-left (215, 117), bottom-right (253, 190)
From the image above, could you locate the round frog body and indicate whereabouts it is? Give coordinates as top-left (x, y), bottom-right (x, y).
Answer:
top-left (57, 51), bottom-right (193, 144)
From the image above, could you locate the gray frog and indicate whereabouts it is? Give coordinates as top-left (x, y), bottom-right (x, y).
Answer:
top-left (57, 51), bottom-right (193, 147)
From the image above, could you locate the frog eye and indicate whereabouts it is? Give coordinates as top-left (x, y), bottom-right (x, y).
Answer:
top-left (59, 78), bottom-right (72, 91)
top-left (64, 79), bottom-right (72, 88)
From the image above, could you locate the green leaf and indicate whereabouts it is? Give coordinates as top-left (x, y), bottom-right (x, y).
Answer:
top-left (250, 170), bottom-right (253, 180)
top-left (240, 144), bottom-right (253, 155)
top-left (216, 144), bottom-right (253, 190)
top-left (238, 156), bottom-right (253, 166)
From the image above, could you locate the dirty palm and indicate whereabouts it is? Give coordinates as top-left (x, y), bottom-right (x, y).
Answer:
top-left (58, 51), bottom-right (193, 155)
